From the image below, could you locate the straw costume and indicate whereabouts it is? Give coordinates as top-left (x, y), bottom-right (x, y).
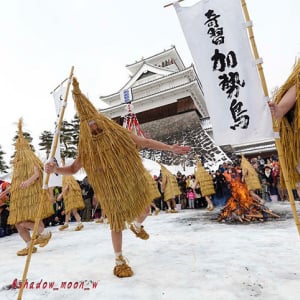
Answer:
top-left (274, 60), bottom-right (300, 187)
top-left (58, 174), bottom-right (85, 231)
top-left (144, 170), bottom-right (161, 215)
top-left (195, 160), bottom-right (215, 210)
top-left (160, 164), bottom-right (180, 212)
top-left (240, 155), bottom-right (266, 204)
top-left (7, 119), bottom-right (53, 255)
top-left (8, 119), bottom-right (54, 225)
top-left (145, 170), bottom-right (161, 201)
top-left (241, 155), bottom-right (261, 191)
top-left (195, 161), bottom-right (215, 197)
top-left (61, 175), bottom-right (85, 213)
top-left (72, 77), bottom-right (153, 232)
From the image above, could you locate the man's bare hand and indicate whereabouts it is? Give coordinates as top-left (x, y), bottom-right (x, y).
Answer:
top-left (170, 144), bottom-right (191, 154)
top-left (268, 101), bottom-right (283, 120)
top-left (45, 162), bottom-right (57, 174)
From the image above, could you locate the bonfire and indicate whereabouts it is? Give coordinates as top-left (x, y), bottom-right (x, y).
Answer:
top-left (217, 164), bottom-right (280, 223)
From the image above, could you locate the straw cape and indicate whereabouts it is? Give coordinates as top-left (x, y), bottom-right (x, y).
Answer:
top-left (61, 175), bottom-right (85, 213)
top-left (8, 119), bottom-right (54, 225)
top-left (274, 60), bottom-right (300, 188)
top-left (160, 164), bottom-right (180, 201)
top-left (71, 77), bottom-right (153, 232)
top-left (195, 161), bottom-right (215, 197)
top-left (144, 171), bottom-right (161, 201)
top-left (241, 155), bottom-right (261, 191)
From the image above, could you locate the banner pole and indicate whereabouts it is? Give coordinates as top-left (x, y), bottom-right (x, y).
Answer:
top-left (240, 0), bottom-right (300, 236)
top-left (50, 77), bottom-right (69, 95)
top-left (164, 0), bottom-right (185, 8)
top-left (17, 66), bottom-right (74, 300)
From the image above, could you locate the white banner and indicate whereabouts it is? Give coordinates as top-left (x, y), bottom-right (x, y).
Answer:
top-left (174, 0), bottom-right (273, 145)
top-left (46, 84), bottom-right (66, 187)
top-left (53, 85), bottom-right (67, 118)
top-left (47, 134), bottom-right (62, 188)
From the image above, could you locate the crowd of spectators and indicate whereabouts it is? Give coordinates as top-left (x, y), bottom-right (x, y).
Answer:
top-left (0, 154), bottom-right (298, 238)
top-left (151, 154), bottom-right (296, 212)
top-left (218, 154), bottom-right (293, 203)
top-left (0, 180), bottom-right (14, 237)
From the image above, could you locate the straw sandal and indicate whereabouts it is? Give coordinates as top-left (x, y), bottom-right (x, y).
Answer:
top-left (17, 247), bottom-right (37, 256)
top-left (113, 255), bottom-right (134, 278)
top-left (34, 232), bottom-right (52, 247)
top-left (130, 224), bottom-right (149, 240)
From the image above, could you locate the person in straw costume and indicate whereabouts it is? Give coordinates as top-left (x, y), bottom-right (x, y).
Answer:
top-left (194, 159), bottom-right (215, 211)
top-left (45, 77), bottom-right (191, 278)
top-left (240, 155), bottom-right (265, 204)
top-left (160, 164), bottom-right (181, 213)
top-left (0, 119), bottom-right (53, 256)
top-left (145, 171), bottom-right (161, 216)
top-left (56, 161), bottom-right (85, 231)
top-left (268, 60), bottom-right (300, 188)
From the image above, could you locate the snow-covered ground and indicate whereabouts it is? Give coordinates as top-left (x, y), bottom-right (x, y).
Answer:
top-left (1, 201), bottom-right (300, 300)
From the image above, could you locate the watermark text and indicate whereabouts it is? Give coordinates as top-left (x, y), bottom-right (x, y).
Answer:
top-left (10, 278), bottom-right (99, 291)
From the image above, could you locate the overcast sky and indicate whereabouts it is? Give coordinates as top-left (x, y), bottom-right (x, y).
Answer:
top-left (0, 0), bottom-right (299, 164)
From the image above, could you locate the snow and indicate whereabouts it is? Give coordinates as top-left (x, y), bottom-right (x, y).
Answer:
top-left (142, 158), bottom-right (195, 177)
top-left (70, 158), bottom-right (198, 181)
top-left (1, 201), bottom-right (300, 300)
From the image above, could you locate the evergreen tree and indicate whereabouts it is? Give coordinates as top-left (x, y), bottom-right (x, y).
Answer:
top-left (60, 120), bottom-right (77, 159)
top-left (0, 145), bottom-right (9, 174)
top-left (38, 130), bottom-right (53, 159)
top-left (37, 114), bottom-right (79, 161)
top-left (68, 114), bottom-right (80, 158)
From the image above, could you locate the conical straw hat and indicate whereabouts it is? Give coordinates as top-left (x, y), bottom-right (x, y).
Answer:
top-left (15, 118), bottom-right (32, 151)
top-left (72, 77), bottom-right (100, 122)
top-left (13, 118), bottom-right (41, 168)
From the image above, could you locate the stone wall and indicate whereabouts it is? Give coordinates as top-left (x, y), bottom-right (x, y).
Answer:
top-left (140, 111), bottom-right (200, 140)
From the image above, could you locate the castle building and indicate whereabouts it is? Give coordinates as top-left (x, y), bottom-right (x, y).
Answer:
top-left (99, 46), bottom-right (275, 169)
